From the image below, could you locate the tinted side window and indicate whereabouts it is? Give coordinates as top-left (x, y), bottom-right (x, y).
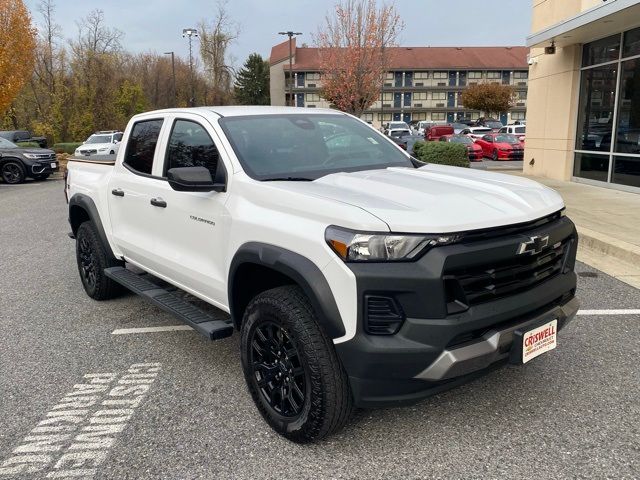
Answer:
top-left (114, 133), bottom-right (123, 142)
top-left (124, 120), bottom-right (163, 175)
top-left (165, 120), bottom-right (220, 176)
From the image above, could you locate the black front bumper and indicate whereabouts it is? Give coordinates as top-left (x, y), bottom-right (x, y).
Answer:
top-left (334, 215), bottom-right (578, 408)
top-left (24, 158), bottom-right (58, 177)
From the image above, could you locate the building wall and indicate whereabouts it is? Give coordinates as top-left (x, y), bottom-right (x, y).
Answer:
top-left (269, 59), bottom-right (288, 107)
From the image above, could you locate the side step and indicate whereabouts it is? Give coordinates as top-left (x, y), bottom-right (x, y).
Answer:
top-left (104, 267), bottom-right (234, 340)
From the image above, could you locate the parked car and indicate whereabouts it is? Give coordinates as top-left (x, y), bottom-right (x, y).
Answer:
top-left (475, 133), bottom-right (525, 160)
top-left (66, 106), bottom-right (578, 443)
top-left (425, 124), bottom-right (454, 141)
top-left (439, 134), bottom-right (483, 161)
top-left (389, 130), bottom-right (423, 153)
top-left (383, 121), bottom-right (410, 135)
top-left (475, 118), bottom-right (504, 132)
top-left (460, 126), bottom-right (493, 140)
top-left (413, 120), bottom-right (435, 136)
top-left (500, 125), bottom-right (526, 143)
top-left (0, 136), bottom-right (58, 184)
top-left (449, 123), bottom-right (470, 134)
top-left (75, 131), bottom-right (123, 156)
top-left (0, 130), bottom-right (48, 148)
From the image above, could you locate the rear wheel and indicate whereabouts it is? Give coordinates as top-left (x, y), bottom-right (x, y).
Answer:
top-left (75, 221), bottom-right (123, 300)
top-left (1, 161), bottom-right (25, 184)
top-left (240, 285), bottom-right (353, 443)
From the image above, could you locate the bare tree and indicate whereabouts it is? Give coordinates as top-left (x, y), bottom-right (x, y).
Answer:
top-left (199, 0), bottom-right (239, 104)
top-left (74, 9), bottom-right (123, 56)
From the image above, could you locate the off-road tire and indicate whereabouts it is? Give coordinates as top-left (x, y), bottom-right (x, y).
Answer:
top-left (240, 285), bottom-right (353, 443)
top-left (75, 221), bottom-right (123, 300)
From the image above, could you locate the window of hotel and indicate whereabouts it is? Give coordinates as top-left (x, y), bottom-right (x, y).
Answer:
top-left (575, 28), bottom-right (640, 190)
top-left (512, 112), bottom-right (526, 121)
top-left (381, 92), bottom-right (393, 102)
top-left (378, 113), bottom-right (392, 121)
top-left (361, 113), bottom-right (373, 122)
top-left (306, 93), bottom-right (321, 102)
top-left (432, 92), bottom-right (446, 100)
top-left (385, 72), bottom-right (394, 80)
top-left (516, 91), bottom-right (527, 100)
top-left (468, 71), bottom-right (482, 79)
top-left (433, 72), bottom-right (447, 79)
top-left (487, 71), bottom-right (501, 79)
top-left (413, 92), bottom-right (427, 100)
top-left (414, 72), bottom-right (429, 79)
top-left (431, 112), bottom-right (445, 121)
top-left (513, 71), bottom-right (528, 79)
top-left (413, 113), bottom-right (427, 121)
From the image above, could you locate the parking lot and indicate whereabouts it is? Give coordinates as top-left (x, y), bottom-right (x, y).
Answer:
top-left (0, 179), bottom-right (638, 479)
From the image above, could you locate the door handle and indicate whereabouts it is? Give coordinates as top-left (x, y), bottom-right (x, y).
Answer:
top-left (150, 197), bottom-right (167, 208)
top-left (111, 188), bottom-right (124, 197)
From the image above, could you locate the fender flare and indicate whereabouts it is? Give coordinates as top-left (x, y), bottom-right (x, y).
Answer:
top-left (229, 243), bottom-right (346, 339)
top-left (68, 193), bottom-right (118, 259)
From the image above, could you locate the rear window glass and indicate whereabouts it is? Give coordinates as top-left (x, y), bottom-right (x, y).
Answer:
top-left (124, 120), bottom-right (163, 175)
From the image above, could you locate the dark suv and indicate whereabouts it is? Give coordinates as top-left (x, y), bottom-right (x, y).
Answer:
top-left (0, 130), bottom-right (48, 148)
top-left (0, 137), bottom-right (58, 184)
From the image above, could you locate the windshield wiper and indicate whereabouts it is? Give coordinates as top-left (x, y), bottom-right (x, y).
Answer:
top-left (262, 177), bottom-right (314, 182)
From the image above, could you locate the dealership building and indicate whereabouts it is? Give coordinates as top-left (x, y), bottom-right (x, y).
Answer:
top-left (526, 0), bottom-right (640, 192)
top-left (269, 41), bottom-right (529, 128)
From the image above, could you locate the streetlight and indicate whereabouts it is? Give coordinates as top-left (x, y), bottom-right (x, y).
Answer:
top-left (182, 27), bottom-right (198, 107)
top-left (278, 31), bottom-right (302, 107)
top-left (164, 51), bottom-right (177, 108)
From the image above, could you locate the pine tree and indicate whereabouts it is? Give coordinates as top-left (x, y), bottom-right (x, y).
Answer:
top-left (234, 53), bottom-right (270, 105)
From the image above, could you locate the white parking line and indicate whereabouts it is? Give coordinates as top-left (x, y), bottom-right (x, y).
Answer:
top-left (577, 309), bottom-right (640, 316)
top-left (111, 326), bottom-right (193, 335)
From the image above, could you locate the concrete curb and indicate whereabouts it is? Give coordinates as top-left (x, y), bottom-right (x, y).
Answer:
top-left (576, 226), bottom-right (640, 266)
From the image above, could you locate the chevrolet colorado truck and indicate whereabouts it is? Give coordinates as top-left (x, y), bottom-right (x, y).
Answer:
top-left (65, 107), bottom-right (579, 443)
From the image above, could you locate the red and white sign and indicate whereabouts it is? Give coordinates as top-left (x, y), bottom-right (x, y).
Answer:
top-left (522, 319), bottom-right (557, 364)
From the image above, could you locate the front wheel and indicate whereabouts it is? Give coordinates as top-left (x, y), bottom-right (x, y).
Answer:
top-left (492, 149), bottom-right (499, 161)
top-left (75, 221), bottom-right (123, 300)
top-left (240, 285), bottom-right (353, 443)
top-left (1, 161), bottom-right (25, 184)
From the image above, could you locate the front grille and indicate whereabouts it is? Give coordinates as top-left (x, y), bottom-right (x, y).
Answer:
top-left (444, 237), bottom-right (573, 307)
top-left (31, 153), bottom-right (55, 160)
top-left (364, 295), bottom-right (405, 335)
top-left (80, 149), bottom-right (97, 155)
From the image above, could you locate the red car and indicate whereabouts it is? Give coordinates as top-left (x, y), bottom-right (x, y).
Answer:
top-left (439, 134), bottom-right (483, 161)
top-left (425, 124), bottom-right (454, 141)
top-left (475, 133), bottom-right (525, 161)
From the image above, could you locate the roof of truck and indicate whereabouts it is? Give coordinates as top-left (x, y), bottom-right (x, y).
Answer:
top-left (138, 106), bottom-right (347, 118)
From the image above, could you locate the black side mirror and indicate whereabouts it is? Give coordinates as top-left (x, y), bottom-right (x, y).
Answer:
top-left (167, 166), bottom-right (226, 192)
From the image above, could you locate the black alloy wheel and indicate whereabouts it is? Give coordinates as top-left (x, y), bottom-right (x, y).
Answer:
top-left (1, 162), bottom-right (25, 184)
top-left (249, 321), bottom-right (307, 417)
top-left (78, 234), bottom-right (98, 292)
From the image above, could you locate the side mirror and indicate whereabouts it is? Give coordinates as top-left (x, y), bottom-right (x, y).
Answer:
top-left (167, 166), bottom-right (226, 193)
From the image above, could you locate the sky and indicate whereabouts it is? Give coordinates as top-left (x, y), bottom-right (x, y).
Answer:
top-left (23, 0), bottom-right (532, 67)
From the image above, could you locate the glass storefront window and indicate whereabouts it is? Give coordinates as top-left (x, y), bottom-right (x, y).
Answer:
top-left (615, 58), bottom-right (640, 155)
top-left (623, 27), bottom-right (640, 58)
top-left (574, 152), bottom-right (610, 182)
top-left (575, 65), bottom-right (618, 151)
top-left (582, 34), bottom-right (620, 67)
top-left (612, 156), bottom-right (640, 188)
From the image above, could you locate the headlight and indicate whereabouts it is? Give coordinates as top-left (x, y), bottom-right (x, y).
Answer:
top-left (23, 153), bottom-right (41, 159)
top-left (325, 226), bottom-right (462, 262)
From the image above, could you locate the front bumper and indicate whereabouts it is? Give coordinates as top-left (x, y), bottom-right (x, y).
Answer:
top-left (334, 215), bottom-right (578, 408)
top-left (24, 159), bottom-right (58, 176)
top-left (498, 150), bottom-right (524, 160)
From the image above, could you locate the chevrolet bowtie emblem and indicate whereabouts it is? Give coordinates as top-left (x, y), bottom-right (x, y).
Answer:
top-left (517, 235), bottom-right (549, 256)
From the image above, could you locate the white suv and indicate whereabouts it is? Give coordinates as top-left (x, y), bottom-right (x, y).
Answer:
top-left (75, 131), bottom-right (123, 157)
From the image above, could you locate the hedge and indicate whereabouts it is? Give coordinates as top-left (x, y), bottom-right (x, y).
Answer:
top-left (15, 141), bottom-right (41, 148)
top-left (412, 141), bottom-right (470, 168)
top-left (53, 143), bottom-right (83, 154)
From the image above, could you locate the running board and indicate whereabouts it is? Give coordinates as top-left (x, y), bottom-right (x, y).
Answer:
top-left (104, 267), bottom-right (234, 340)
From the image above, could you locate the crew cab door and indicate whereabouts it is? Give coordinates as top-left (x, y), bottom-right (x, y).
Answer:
top-left (141, 115), bottom-right (231, 307)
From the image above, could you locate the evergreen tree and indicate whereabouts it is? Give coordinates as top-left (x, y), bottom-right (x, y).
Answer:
top-left (234, 53), bottom-right (270, 105)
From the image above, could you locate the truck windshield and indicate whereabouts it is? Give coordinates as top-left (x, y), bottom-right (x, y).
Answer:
top-left (219, 114), bottom-right (414, 180)
top-left (0, 137), bottom-right (18, 149)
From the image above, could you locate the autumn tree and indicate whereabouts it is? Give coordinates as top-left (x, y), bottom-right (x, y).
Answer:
top-left (316, 0), bottom-right (402, 117)
top-left (0, 0), bottom-right (36, 117)
top-left (234, 53), bottom-right (270, 105)
top-left (199, 0), bottom-right (239, 105)
top-left (460, 83), bottom-right (515, 118)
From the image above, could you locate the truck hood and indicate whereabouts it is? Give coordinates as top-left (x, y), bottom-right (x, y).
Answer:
top-left (272, 165), bottom-right (564, 233)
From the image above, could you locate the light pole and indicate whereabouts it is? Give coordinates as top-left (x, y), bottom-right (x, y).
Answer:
top-left (164, 51), bottom-right (177, 107)
top-left (182, 28), bottom-right (198, 107)
top-left (278, 31), bottom-right (302, 107)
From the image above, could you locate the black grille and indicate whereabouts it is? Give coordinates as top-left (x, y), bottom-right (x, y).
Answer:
top-left (364, 295), bottom-right (404, 335)
top-left (444, 237), bottom-right (573, 307)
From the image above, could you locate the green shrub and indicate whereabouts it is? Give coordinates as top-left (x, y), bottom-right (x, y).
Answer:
top-left (53, 142), bottom-right (83, 154)
top-left (15, 141), bottom-right (41, 148)
top-left (412, 141), bottom-right (470, 168)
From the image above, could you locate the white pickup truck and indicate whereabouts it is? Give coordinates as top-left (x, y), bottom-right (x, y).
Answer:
top-left (66, 106), bottom-right (579, 443)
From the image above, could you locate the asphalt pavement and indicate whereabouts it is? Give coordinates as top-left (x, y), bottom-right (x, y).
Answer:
top-left (0, 179), bottom-right (638, 479)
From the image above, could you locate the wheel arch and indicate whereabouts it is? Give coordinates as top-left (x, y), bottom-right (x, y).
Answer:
top-left (68, 193), bottom-right (118, 260)
top-left (229, 243), bottom-right (346, 339)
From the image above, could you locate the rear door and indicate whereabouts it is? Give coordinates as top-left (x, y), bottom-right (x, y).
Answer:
top-left (108, 117), bottom-right (168, 270)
